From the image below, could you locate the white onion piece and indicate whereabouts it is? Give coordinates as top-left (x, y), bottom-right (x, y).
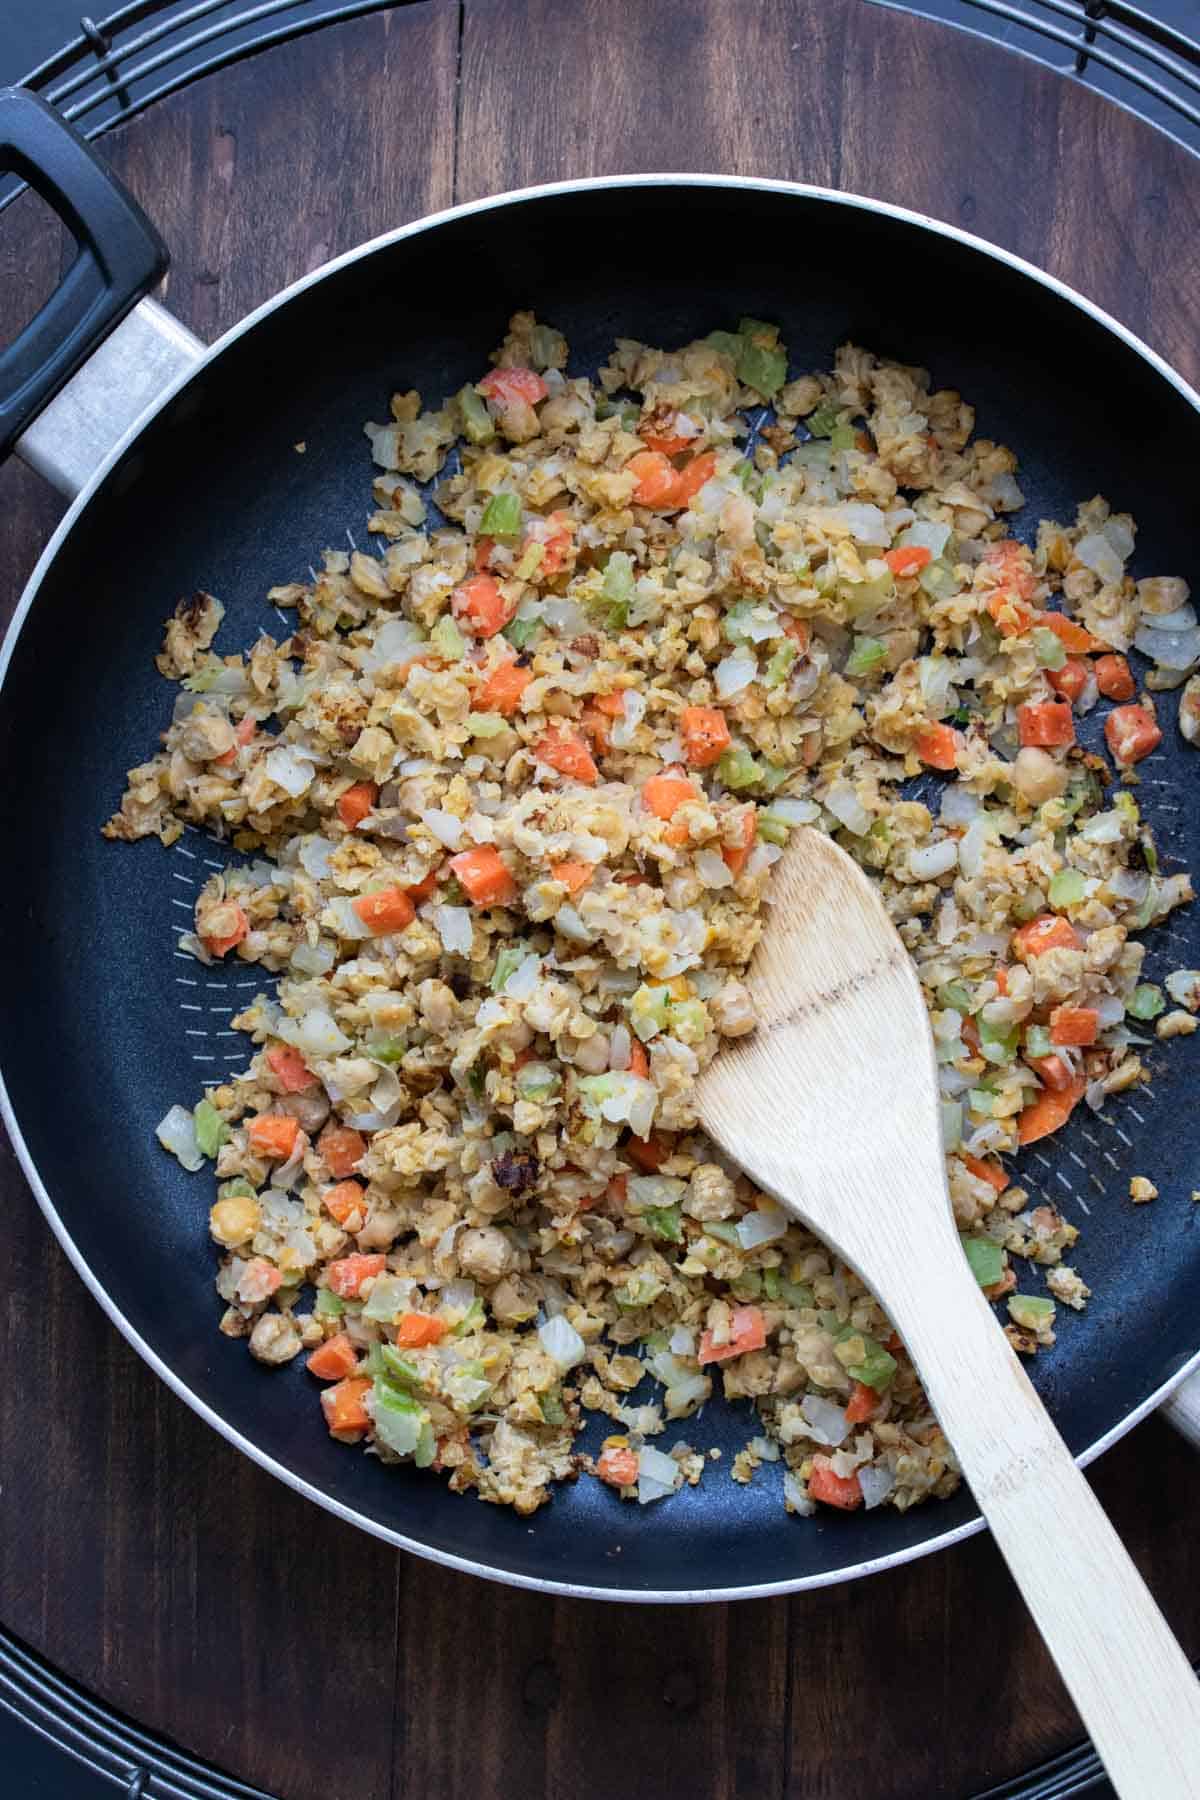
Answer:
top-left (714, 652), bottom-right (757, 699)
top-left (264, 746), bottom-right (315, 798)
top-left (435, 1219), bottom-right (467, 1260)
top-left (936, 898), bottom-right (959, 946)
top-left (1075, 532), bottom-right (1125, 584)
top-left (901, 519), bottom-right (952, 558)
top-left (1134, 623), bottom-right (1200, 670)
top-left (609, 1024), bottom-right (632, 1071)
top-left (362, 617), bottom-right (427, 672)
top-left (637, 1445), bottom-right (682, 1504)
top-left (156, 1105), bottom-right (204, 1172)
top-left (538, 1314), bottom-right (586, 1370)
top-left (909, 840), bottom-right (958, 880)
top-left (610, 690), bottom-right (646, 749)
top-left (298, 835), bottom-right (335, 879)
top-left (290, 941), bottom-right (335, 975)
top-left (543, 597), bottom-right (591, 634)
top-left (958, 818), bottom-right (992, 878)
top-left (963, 930), bottom-right (1009, 955)
top-left (1108, 868), bottom-right (1150, 904)
top-left (940, 785), bottom-right (981, 826)
top-left (824, 781), bottom-right (870, 836)
top-left (767, 798), bottom-right (819, 825)
top-left (735, 1206), bottom-right (789, 1249)
top-left (278, 1007), bottom-right (351, 1057)
top-left (1093, 994), bottom-right (1126, 1028)
top-left (695, 849), bottom-right (734, 888)
top-left (784, 1470), bottom-right (816, 1516)
top-left (503, 954), bottom-right (541, 1000)
top-left (858, 1464), bottom-right (896, 1509)
top-left (434, 905), bottom-right (473, 955)
top-left (420, 808), bottom-right (465, 850)
top-left (325, 896), bottom-right (372, 940)
top-left (800, 1394), bottom-right (850, 1447)
top-left (669, 1325), bottom-right (696, 1356)
top-left (1139, 602), bottom-right (1197, 632)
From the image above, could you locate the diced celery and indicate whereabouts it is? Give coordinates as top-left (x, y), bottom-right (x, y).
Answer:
top-left (467, 1061), bottom-right (485, 1096)
top-left (453, 1296), bottom-right (487, 1336)
top-left (757, 814), bottom-right (790, 847)
top-left (431, 614), bottom-right (465, 661)
top-left (457, 383), bottom-right (495, 445)
top-left (737, 342), bottom-right (787, 398)
top-left (219, 1177), bottom-right (255, 1200)
top-left (738, 316), bottom-right (779, 343)
top-left (364, 1276), bottom-right (413, 1323)
top-left (835, 1325), bottom-right (896, 1391)
top-left (763, 639), bottom-right (797, 689)
top-left (414, 1417), bottom-right (437, 1467)
top-left (467, 711), bottom-right (507, 738)
top-left (514, 542), bottom-right (544, 581)
top-left (968, 1089), bottom-right (996, 1115)
top-left (315, 1288), bottom-right (345, 1318)
top-left (706, 330), bottom-right (744, 357)
top-left (1012, 887), bottom-right (1046, 922)
top-left (918, 559), bottom-right (961, 601)
top-left (759, 761), bottom-right (792, 793)
top-left (830, 423), bottom-right (856, 450)
top-left (540, 1388), bottom-right (566, 1425)
top-left (1007, 1294), bottom-right (1055, 1330)
top-left (731, 1271), bottom-right (763, 1301)
top-left (491, 943), bottom-right (527, 993)
top-left (372, 1383), bottom-right (426, 1457)
top-left (762, 1268), bottom-right (781, 1301)
top-left (615, 1272), bottom-right (666, 1309)
top-left (602, 550), bottom-right (635, 612)
top-left (1048, 867), bottom-right (1087, 907)
top-left (722, 601), bottom-right (760, 644)
top-left (193, 1099), bottom-right (228, 1159)
top-left (1024, 1024), bottom-right (1053, 1058)
top-left (515, 1061), bottom-right (561, 1103)
top-left (961, 1235), bottom-right (1005, 1289)
top-left (365, 1029), bottom-right (407, 1064)
top-left (805, 400), bottom-right (841, 438)
top-left (705, 1220), bottom-right (742, 1246)
top-left (937, 980), bottom-right (973, 1013)
top-left (1128, 983), bottom-right (1165, 1020)
top-left (735, 458), bottom-right (755, 491)
top-left (502, 613), bottom-right (542, 650)
top-left (480, 491), bottom-right (521, 537)
top-left (718, 748), bottom-right (763, 790)
top-left (846, 636), bottom-right (887, 679)
top-left (380, 1345), bottom-right (422, 1386)
top-left (1032, 626), bottom-right (1067, 670)
top-left (941, 1100), bottom-right (963, 1150)
top-left (1142, 835), bottom-right (1158, 874)
top-left (630, 984), bottom-right (672, 1042)
top-left (642, 1203), bottom-right (683, 1243)
top-left (979, 1016), bottom-right (1019, 1065)
top-left (779, 1277), bottom-right (814, 1307)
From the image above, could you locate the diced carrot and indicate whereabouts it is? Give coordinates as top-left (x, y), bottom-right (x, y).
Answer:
top-left (246, 1113), bottom-right (301, 1161)
top-left (627, 1040), bottom-right (650, 1080)
top-left (320, 1376), bottom-right (372, 1437)
top-left (627, 449), bottom-right (680, 508)
top-left (266, 1044), bottom-right (316, 1093)
top-left (643, 767), bottom-right (700, 820)
top-left (639, 407), bottom-right (695, 457)
top-left (914, 724), bottom-right (962, 770)
top-left (593, 690), bottom-right (627, 717)
top-left (961, 1016), bottom-right (981, 1055)
top-left (1027, 1054), bottom-right (1074, 1094)
top-left (536, 728), bottom-right (599, 785)
top-left (641, 429), bottom-right (691, 457)
top-left (994, 966), bottom-right (1009, 996)
top-left (1046, 658), bottom-right (1089, 704)
top-left (983, 1268), bottom-right (1017, 1301)
top-left (451, 573), bottom-right (515, 639)
top-left (405, 867), bottom-right (441, 903)
top-left (318, 1123), bottom-right (367, 1178)
top-left (627, 1129), bottom-right (671, 1171)
top-left (606, 1174), bottom-right (628, 1207)
top-left (323, 1179), bottom-right (366, 1226)
top-left (213, 716), bottom-right (257, 766)
top-left (673, 451), bottom-right (717, 504)
top-left (986, 592), bottom-right (1038, 637)
top-left (782, 616), bottom-right (810, 653)
top-left (1017, 1073), bottom-right (1087, 1146)
top-left (1040, 611), bottom-right (1100, 654)
top-left (1017, 700), bottom-right (1075, 748)
top-left (983, 539), bottom-right (1037, 601)
top-left (476, 661), bottom-right (532, 716)
top-left (474, 536), bottom-right (494, 573)
top-left (478, 366), bottom-right (548, 406)
top-left (1050, 1005), bottom-right (1100, 1047)
top-left (722, 808), bottom-right (757, 876)
top-left (550, 860), bottom-right (595, 897)
top-left (448, 845), bottom-right (518, 907)
top-left (885, 545), bottom-right (932, 577)
top-left (327, 1253), bottom-right (387, 1299)
top-left (203, 901), bottom-right (249, 958)
top-left (352, 887), bottom-right (416, 934)
top-left (580, 705), bottom-right (612, 751)
top-left (808, 1457), bottom-right (864, 1510)
top-left (596, 1446), bottom-right (640, 1487)
top-left (960, 1152), bottom-right (1010, 1193)
top-left (307, 1333), bottom-right (359, 1381)
top-left (528, 509), bottom-right (574, 577)
top-left (680, 706), bottom-right (732, 769)
top-left (1012, 914), bottom-right (1082, 959)
top-left (395, 1311), bottom-right (448, 1348)
top-left (1105, 704), bottom-right (1162, 767)
top-left (698, 1305), bottom-right (767, 1365)
top-left (844, 1382), bottom-right (879, 1425)
top-left (1095, 654), bottom-right (1135, 702)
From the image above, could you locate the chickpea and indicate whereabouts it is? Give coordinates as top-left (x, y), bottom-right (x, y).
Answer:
top-left (209, 1193), bottom-right (261, 1247)
top-left (1011, 746), bottom-right (1068, 806)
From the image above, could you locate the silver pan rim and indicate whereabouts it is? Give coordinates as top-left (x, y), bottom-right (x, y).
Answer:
top-left (3, 170), bottom-right (1199, 1604)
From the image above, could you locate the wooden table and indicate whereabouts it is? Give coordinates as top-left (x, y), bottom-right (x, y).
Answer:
top-left (3, 4), bottom-right (1200, 1795)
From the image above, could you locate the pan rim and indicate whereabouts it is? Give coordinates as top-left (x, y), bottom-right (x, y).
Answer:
top-left (3, 169), bottom-right (1200, 1602)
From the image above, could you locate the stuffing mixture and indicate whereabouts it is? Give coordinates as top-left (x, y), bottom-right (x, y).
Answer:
top-left (106, 315), bottom-right (1199, 1518)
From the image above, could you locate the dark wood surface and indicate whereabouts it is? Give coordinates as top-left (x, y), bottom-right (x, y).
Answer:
top-left (2, 5), bottom-right (1199, 1795)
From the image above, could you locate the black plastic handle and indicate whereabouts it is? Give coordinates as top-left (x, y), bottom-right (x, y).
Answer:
top-left (0, 87), bottom-right (168, 461)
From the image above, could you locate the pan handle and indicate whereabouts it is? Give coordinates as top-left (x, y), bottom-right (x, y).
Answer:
top-left (0, 88), bottom-right (202, 498)
top-left (1162, 1369), bottom-right (1200, 1450)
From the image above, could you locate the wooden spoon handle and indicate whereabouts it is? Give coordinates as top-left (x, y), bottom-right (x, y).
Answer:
top-left (892, 1250), bottom-right (1200, 1798)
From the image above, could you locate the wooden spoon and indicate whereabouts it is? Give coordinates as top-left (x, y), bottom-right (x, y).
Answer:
top-left (696, 828), bottom-right (1200, 1798)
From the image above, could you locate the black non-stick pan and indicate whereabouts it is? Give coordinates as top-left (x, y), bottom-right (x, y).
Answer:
top-left (2, 89), bottom-right (1198, 1601)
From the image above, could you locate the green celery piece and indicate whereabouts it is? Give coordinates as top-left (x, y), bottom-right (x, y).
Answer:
top-left (603, 552), bottom-right (635, 607)
top-left (373, 1383), bottom-right (425, 1457)
top-left (718, 748), bottom-right (762, 791)
top-left (836, 1324), bottom-right (896, 1391)
top-left (736, 341), bottom-right (787, 398)
top-left (453, 1296), bottom-right (486, 1336)
top-left (540, 1388), bottom-right (566, 1425)
top-left (1048, 868), bottom-right (1086, 908)
top-left (968, 1089), bottom-right (996, 1115)
top-left (1032, 626), bottom-right (1067, 670)
top-left (193, 1099), bottom-right (228, 1159)
top-left (467, 712), bottom-right (507, 738)
top-left (1008, 1294), bottom-right (1055, 1330)
top-left (365, 1030), bottom-right (406, 1065)
top-left (502, 613), bottom-right (542, 650)
top-left (846, 636), bottom-right (887, 679)
top-left (722, 601), bottom-right (759, 644)
top-left (315, 1289), bottom-right (345, 1318)
top-left (1127, 983), bottom-right (1165, 1020)
top-left (431, 614), bottom-right (466, 660)
top-left (830, 423), bottom-right (857, 450)
top-left (467, 1061), bottom-right (485, 1097)
top-left (642, 1203), bottom-right (683, 1244)
top-left (615, 1273), bottom-right (666, 1309)
top-left (763, 639), bottom-right (797, 689)
top-left (480, 491), bottom-right (521, 537)
top-left (979, 1015), bottom-right (1019, 1064)
top-left (778, 1278), bottom-right (814, 1307)
top-left (757, 814), bottom-right (790, 847)
top-left (735, 459), bottom-right (755, 490)
top-left (762, 1267), bottom-right (781, 1301)
top-left (491, 943), bottom-right (527, 992)
top-left (219, 1177), bottom-right (255, 1200)
top-left (705, 1220), bottom-right (742, 1246)
top-left (805, 400), bottom-right (841, 439)
top-left (381, 1345), bottom-right (422, 1386)
top-left (961, 1235), bottom-right (1005, 1289)
top-left (457, 384), bottom-right (495, 445)
top-left (759, 761), bottom-right (792, 794)
top-left (514, 542), bottom-right (544, 581)
top-left (1024, 1023), bottom-right (1054, 1058)
top-left (731, 1271), bottom-right (763, 1301)
top-left (941, 1100), bottom-right (963, 1150)
top-left (1142, 835), bottom-right (1159, 875)
top-left (937, 980), bottom-right (973, 1013)
top-left (414, 1417), bottom-right (438, 1468)
top-left (706, 329), bottom-right (744, 357)
top-left (738, 316), bottom-right (779, 343)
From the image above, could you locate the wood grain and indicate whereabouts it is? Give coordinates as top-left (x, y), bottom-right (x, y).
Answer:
top-left (3, 3), bottom-right (1200, 1796)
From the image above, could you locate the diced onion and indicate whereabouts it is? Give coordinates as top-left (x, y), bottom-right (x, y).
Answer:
top-left (290, 941), bottom-right (335, 975)
top-left (362, 617), bottom-right (427, 672)
top-left (421, 808), bottom-right (465, 850)
top-left (637, 1444), bottom-right (682, 1504)
top-left (714, 652), bottom-right (757, 699)
top-left (940, 785), bottom-right (981, 826)
top-left (298, 835), bottom-right (335, 879)
top-left (735, 1206), bottom-right (789, 1249)
top-left (784, 1470), bottom-right (816, 1516)
top-left (277, 1007), bottom-right (351, 1057)
top-left (901, 519), bottom-right (952, 559)
top-left (1075, 533), bottom-right (1125, 585)
top-left (800, 1394), bottom-right (850, 1447)
top-left (909, 840), bottom-right (958, 879)
top-left (767, 798), bottom-right (819, 825)
top-left (824, 781), bottom-right (870, 836)
top-left (503, 954), bottom-right (541, 1000)
top-left (1139, 602), bottom-right (1197, 633)
top-left (538, 1314), bottom-right (587, 1370)
top-left (264, 746), bottom-right (315, 798)
top-left (610, 690), bottom-right (646, 748)
top-left (156, 1104), bottom-right (204, 1172)
top-left (1133, 624), bottom-right (1200, 670)
top-left (858, 1464), bottom-right (896, 1509)
top-left (434, 906), bottom-right (473, 955)
top-left (695, 849), bottom-right (734, 888)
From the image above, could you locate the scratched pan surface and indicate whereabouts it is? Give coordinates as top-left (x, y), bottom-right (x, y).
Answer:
top-left (1, 180), bottom-right (1198, 1600)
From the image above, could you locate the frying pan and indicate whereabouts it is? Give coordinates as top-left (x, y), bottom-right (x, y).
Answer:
top-left (2, 88), bottom-right (1199, 1603)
